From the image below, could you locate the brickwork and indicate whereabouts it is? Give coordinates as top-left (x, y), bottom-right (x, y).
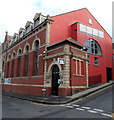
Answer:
top-left (2, 9), bottom-right (107, 97)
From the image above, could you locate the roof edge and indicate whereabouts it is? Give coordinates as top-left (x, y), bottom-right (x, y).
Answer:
top-left (51, 7), bottom-right (87, 17)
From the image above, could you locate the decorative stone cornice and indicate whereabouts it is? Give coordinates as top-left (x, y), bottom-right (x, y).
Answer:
top-left (33, 13), bottom-right (41, 21)
top-left (13, 33), bottom-right (18, 37)
top-left (43, 51), bottom-right (88, 61)
top-left (18, 28), bottom-right (25, 33)
top-left (43, 52), bottom-right (71, 60)
top-left (25, 21), bottom-right (33, 27)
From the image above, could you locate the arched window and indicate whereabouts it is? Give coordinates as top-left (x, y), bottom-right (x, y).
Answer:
top-left (12, 52), bottom-right (16, 77)
top-left (8, 54), bottom-right (11, 61)
top-left (34, 40), bottom-right (39, 75)
top-left (17, 49), bottom-right (22, 76)
top-left (7, 54), bottom-right (11, 77)
top-left (84, 39), bottom-right (102, 56)
top-left (25, 45), bottom-right (29, 76)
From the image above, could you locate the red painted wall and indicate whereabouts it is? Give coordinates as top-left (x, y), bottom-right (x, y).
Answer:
top-left (50, 8), bottom-right (112, 83)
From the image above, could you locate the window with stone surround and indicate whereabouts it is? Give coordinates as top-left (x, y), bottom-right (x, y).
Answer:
top-left (19, 31), bottom-right (23, 39)
top-left (25, 45), bottom-right (29, 76)
top-left (11, 52), bottom-right (16, 77)
top-left (17, 49), bottom-right (22, 77)
top-left (34, 40), bottom-right (39, 75)
top-left (73, 59), bottom-right (84, 76)
top-left (34, 18), bottom-right (40, 28)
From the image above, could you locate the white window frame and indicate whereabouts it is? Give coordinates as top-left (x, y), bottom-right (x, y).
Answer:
top-left (89, 18), bottom-right (92, 24)
top-left (94, 57), bottom-right (99, 66)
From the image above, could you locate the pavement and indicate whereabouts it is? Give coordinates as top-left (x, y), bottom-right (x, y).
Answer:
top-left (2, 81), bottom-right (114, 105)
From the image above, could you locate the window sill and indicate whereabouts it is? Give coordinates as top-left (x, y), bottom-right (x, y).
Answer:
top-left (73, 74), bottom-right (84, 77)
top-left (94, 64), bottom-right (99, 66)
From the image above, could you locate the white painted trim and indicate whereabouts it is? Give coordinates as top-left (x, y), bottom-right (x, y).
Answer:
top-left (5, 75), bottom-right (44, 79)
top-left (73, 57), bottom-right (83, 61)
top-left (3, 83), bottom-right (45, 87)
top-left (3, 83), bottom-right (87, 89)
top-left (17, 47), bottom-right (22, 56)
top-left (7, 54), bottom-right (11, 61)
top-left (47, 46), bottom-right (64, 53)
top-left (59, 86), bottom-right (87, 88)
top-left (23, 43), bottom-right (30, 54)
top-left (32, 37), bottom-right (40, 50)
top-left (47, 62), bottom-right (62, 75)
top-left (86, 54), bottom-right (89, 88)
top-left (12, 51), bottom-right (16, 59)
top-left (3, 27), bottom-right (46, 54)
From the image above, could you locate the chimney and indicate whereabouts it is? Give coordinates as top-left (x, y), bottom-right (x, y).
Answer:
top-left (4, 31), bottom-right (8, 42)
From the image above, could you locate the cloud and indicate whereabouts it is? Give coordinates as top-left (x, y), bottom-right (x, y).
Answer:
top-left (38, 0), bottom-right (85, 15)
top-left (0, 0), bottom-right (113, 43)
top-left (0, 0), bottom-right (41, 42)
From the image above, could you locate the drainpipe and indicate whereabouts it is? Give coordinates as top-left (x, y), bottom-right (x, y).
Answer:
top-left (70, 44), bottom-right (73, 95)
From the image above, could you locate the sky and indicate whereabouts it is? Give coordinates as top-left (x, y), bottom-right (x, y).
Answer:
top-left (0, 0), bottom-right (113, 43)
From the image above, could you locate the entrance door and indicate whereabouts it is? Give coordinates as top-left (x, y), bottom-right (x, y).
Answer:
top-left (52, 65), bottom-right (60, 96)
top-left (106, 68), bottom-right (112, 82)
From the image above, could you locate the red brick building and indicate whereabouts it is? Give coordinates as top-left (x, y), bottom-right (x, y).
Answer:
top-left (2, 8), bottom-right (113, 96)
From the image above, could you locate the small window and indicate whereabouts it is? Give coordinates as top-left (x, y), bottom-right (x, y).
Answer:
top-left (26, 26), bottom-right (30, 34)
top-left (94, 57), bottom-right (99, 65)
top-left (93, 28), bottom-right (98, 37)
top-left (80, 24), bottom-right (86, 33)
top-left (19, 32), bottom-right (23, 39)
top-left (77, 60), bottom-right (80, 75)
top-left (79, 23), bottom-right (104, 39)
top-left (87, 26), bottom-right (92, 35)
top-left (89, 18), bottom-right (92, 24)
top-left (13, 36), bottom-right (17, 43)
top-left (34, 18), bottom-right (39, 28)
top-left (81, 61), bottom-right (84, 75)
top-left (98, 30), bottom-right (104, 39)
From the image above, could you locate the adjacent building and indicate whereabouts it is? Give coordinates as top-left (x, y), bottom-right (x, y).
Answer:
top-left (112, 43), bottom-right (114, 80)
top-left (2, 8), bottom-right (113, 96)
top-left (0, 42), bottom-right (2, 80)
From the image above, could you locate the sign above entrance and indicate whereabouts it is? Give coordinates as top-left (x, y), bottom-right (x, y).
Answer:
top-left (57, 58), bottom-right (65, 64)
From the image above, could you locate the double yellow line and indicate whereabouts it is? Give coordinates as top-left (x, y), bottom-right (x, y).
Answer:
top-left (31, 85), bottom-right (112, 107)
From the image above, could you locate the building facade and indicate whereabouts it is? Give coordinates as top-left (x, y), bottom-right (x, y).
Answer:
top-left (2, 8), bottom-right (113, 96)
top-left (50, 8), bottom-right (113, 84)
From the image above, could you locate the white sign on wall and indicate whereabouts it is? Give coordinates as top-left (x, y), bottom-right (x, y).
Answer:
top-left (4, 78), bottom-right (11, 84)
top-left (57, 58), bottom-right (65, 64)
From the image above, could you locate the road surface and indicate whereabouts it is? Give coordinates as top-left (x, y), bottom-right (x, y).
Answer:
top-left (2, 85), bottom-right (113, 119)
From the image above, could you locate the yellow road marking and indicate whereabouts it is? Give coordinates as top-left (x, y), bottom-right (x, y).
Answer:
top-left (31, 85), bottom-right (112, 107)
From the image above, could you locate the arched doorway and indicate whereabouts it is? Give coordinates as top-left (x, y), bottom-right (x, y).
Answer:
top-left (52, 65), bottom-right (60, 96)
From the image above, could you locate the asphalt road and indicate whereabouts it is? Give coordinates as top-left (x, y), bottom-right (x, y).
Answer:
top-left (2, 85), bottom-right (113, 119)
